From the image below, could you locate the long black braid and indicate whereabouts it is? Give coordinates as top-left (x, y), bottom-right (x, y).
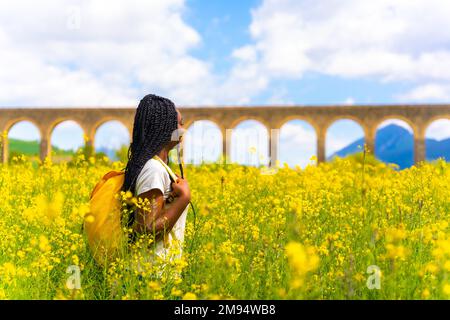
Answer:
top-left (122, 94), bottom-right (178, 194)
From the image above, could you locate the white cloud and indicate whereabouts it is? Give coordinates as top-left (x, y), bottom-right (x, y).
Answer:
top-left (326, 119), bottom-right (365, 156)
top-left (232, 0), bottom-right (450, 102)
top-left (396, 83), bottom-right (450, 102)
top-left (51, 120), bottom-right (84, 150)
top-left (232, 45), bottom-right (257, 62)
top-left (0, 0), bottom-right (214, 106)
top-left (267, 86), bottom-right (295, 105)
top-left (343, 97), bottom-right (355, 105)
top-left (326, 136), bottom-right (356, 156)
top-left (280, 122), bottom-right (316, 145)
top-left (278, 121), bottom-right (317, 167)
top-left (425, 119), bottom-right (450, 140)
top-left (0, 0), bottom-right (293, 107)
top-left (8, 121), bottom-right (41, 140)
top-left (2, 0), bottom-right (450, 111)
top-left (95, 121), bottom-right (130, 150)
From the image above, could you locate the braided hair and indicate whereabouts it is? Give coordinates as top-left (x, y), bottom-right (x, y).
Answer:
top-left (122, 94), bottom-right (178, 194)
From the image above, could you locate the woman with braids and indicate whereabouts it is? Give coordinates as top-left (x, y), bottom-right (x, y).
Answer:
top-left (122, 94), bottom-right (190, 263)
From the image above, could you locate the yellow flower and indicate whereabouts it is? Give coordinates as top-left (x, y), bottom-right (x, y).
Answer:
top-left (285, 241), bottom-right (319, 289)
top-left (385, 244), bottom-right (409, 261)
top-left (84, 215), bottom-right (95, 223)
top-left (171, 288), bottom-right (183, 297)
top-left (421, 289), bottom-right (430, 299)
top-left (444, 260), bottom-right (450, 272)
top-left (251, 226), bottom-right (260, 241)
top-left (182, 292), bottom-right (197, 300)
top-left (443, 284), bottom-right (450, 296)
top-left (353, 273), bottom-right (365, 282)
top-left (17, 250), bottom-right (25, 259)
top-left (275, 159), bottom-right (281, 168)
top-left (1, 144), bottom-right (450, 299)
top-left (433, 238), bottom-right (450, 259)
top-left (38, 235), bottom-right (51, 252)
top-left (385, 225), bottom-right (407, 243)
top-left (148, 281), bottom-right (161, 291)
top-left (2, 262), bottom-right (16, 276)
top-left (125, 191), bottom-right (133, 199)
top-left (424, 262), bottom-right (438, 274)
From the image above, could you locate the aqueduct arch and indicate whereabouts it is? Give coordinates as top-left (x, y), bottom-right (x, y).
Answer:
top-left (0, 104), bottom-right (449, 165)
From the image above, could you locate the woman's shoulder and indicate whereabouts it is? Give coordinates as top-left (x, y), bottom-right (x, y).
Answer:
top-left (143, 158), bottom-right (164, 170)
top-left (135, 158), bottom-right (171, 196)
top-left (139, 158), bottom-right (169, 177)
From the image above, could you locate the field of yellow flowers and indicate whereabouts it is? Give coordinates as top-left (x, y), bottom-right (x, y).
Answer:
top-left (0, 152), bottom-right (449, 300)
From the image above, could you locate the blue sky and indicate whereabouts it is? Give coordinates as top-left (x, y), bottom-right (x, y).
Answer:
top-left (2, 0), bottom-right (450, 166)
top-left (185, 0), bottom-right (259, 74)
top-left (183, 0), bottom-right (419, 106)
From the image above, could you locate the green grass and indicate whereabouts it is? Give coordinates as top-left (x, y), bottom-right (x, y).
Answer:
top-left (8, 138), bottom-right (75, 156)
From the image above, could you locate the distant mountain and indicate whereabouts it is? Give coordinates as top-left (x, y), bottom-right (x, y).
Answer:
top-left (425, 138), bottom-right (450, 161)
top-left (329, 124), bottom-right (450, 169)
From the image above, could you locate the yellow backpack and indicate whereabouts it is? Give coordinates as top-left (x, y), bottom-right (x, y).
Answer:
top-left (84, 155), bottom-right (179, 266)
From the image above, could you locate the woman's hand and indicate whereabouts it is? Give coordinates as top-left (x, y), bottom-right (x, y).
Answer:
top-left (170, 176), bottom-right (191, 201)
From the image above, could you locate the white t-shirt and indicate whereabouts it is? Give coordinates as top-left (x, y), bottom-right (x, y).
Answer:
top-left (134, 158), bottom-right (189, 263)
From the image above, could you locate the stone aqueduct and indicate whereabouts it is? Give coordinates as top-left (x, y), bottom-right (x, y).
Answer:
top-left (0, 105), bottom-right (449, 165)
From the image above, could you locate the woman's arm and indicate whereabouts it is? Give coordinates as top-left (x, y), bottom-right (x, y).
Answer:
top-left (132, 178), bottom-right (190, 241)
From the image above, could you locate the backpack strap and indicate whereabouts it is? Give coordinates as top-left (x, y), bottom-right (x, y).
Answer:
top-left (153, 155), bottom-right (178, 183)
top-left (152, 155), bottom-right (182, 243)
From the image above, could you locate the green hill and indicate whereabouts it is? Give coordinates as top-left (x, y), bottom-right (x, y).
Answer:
top-left (8, 138), bottom-right (75, 156)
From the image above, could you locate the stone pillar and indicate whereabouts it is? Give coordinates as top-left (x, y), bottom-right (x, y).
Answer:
top-left (365, 126), bottom-right (376, 155)
top-left (40, 138), bottom-right (51, 162)
top-left (269, 128), bottom-right (280, 167)
top-left (413, 124), bottom-right (426, 165)
top-left (317, 128), bottom-right (326, 163)
top-left (1, 132), bottom-right (8, 164)
top-left (222, 128), bottom-right (233, 164)
top-left (85, 128), bottom-right (95, 157)
top-left (85, 139), bottom-right (94, 158)
top-left (83, 124), bottom-right (96, 158)
top-left (414, 137), bottom-right (426, 165)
